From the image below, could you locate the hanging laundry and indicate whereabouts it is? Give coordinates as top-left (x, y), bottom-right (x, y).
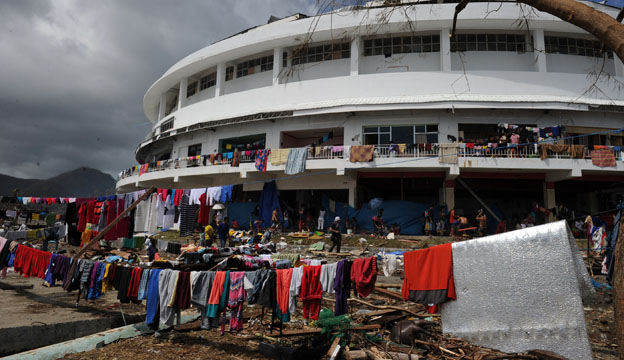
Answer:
top-left (402, 243), bottom-right (455, 313)
top-left (350, 256), bottom-right (377, 298)
top-left (320, 262), bottom-right (338, 294)
top-left (591, 149), bottom-right (616, 167)
top-left (255, 149), bottom-right (270, 172)
top-left (349, 145), bottom-right (374, 162)
top-left (289, 266), bottom-right (304, 315)
top-left (285, 148), bottom-right (308, 175)
top-left (276, 268), bottom-right (293, 322)
top-left (300, 265), bottom-right (322, 320)
top-left (270, 148), bottom-right (290, 166)
top-left (146, 269), bottom-right (163, 327)
top-left (228, 271), bottom-right (246, 331)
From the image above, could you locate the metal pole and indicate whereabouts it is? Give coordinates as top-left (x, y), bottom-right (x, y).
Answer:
top-left (455, 177), bottom-right (502, 223)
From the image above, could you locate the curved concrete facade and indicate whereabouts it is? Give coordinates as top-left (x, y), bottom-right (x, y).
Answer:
top-left (118, 1), bottom-right (624, 217)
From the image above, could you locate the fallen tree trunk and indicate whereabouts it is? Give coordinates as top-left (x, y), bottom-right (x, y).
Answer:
top-left (453, 0), bottom-right (624, 62)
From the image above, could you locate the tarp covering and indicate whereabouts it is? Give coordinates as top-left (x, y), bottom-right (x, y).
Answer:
top-left (259, 181), bottom-right (281, 227)
top-left (321, 196), bottom-right (432, 235)
top-left (227, 202), bottom-right (259, 230)
top-left (441, 221), bottom-right (594, 360)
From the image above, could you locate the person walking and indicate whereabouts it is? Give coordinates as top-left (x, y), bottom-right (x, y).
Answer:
top-left (217, 217), bottom-right (230, 248)
top-left (328, 216), bottom-right (342, 253)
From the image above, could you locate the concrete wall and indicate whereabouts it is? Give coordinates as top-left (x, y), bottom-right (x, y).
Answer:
top-left (223, 70), bottom-right (273, 95)
top-left (287, 58), bottom-right (350, 82)
top-left (451, 52), bottom-right (537, 72)
top-left (360, 53), bottom-right (440, 74)
top-left (546, 54), bottom-right (616, 76)
top-left (0, 315), bottom-right (143, 356)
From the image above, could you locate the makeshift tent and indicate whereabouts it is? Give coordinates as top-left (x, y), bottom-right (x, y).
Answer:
top-left (227, 202), bottom-right (259, 230)
top-left (321, 196), bottom-right (429, 235)
top-left (258, 181), bottom-right (282, 227)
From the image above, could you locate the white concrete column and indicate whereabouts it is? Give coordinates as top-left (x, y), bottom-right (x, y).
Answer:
top-left (348, 185), bottom-right (357, 208)
top-left (543, 181), bottom-right (556, 222)
top-left (350, 36), bottom-right (361, 76)
top-left (273, 47), bottom-right (283, 85)
top-left (533, 29), bottom-right (547, 73)
top-left (177, 77), bottom-right (188, 110)
top-left (440, 28), bottom-right (451, 72)
top-left (615, 55), bottom-right (624, 77)
top-left (158, 93), bottom-right (166, 121)
top-left (215, 62), bottom-right (226, 97)
top-left (444, 180), bottom-right (455, 210)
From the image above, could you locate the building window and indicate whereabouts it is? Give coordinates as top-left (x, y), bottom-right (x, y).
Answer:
top-left (291, 42), bottom-right (350, 66)
top-left (236, 55), bottom-right (273, 78)
top-left (544, 36), bottom-right (612, 58)
top-left (363, 125), bottom-right (438, 145)
top-left (283, 51), bottom-right (288, 67)
top-left (200, 72), bottom-right (216, 90)
top-left (186, 81), bottom-right (198, 97)
top-left (451, 34), bottom-right (526, 52)
top-left (363, 35), bottom-right (440, 56)
top-left (160, 118), bottom-right (174, 133)
top-left (187, 144), bottom-right (202, 157)
top-left (225, 66), bottom-right (234, 81)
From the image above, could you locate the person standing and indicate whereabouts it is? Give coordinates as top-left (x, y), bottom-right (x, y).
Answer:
top-left (204, 222), bottom-right (215, 247)
top-left (283, 209), bottom-right (290, 230)
top-left (272, 207), bottom-right (280, 229)
top-left (449, 208), bottom-right (456, 236)
top-left (476, 209), bottom-right (488, 236)
top-left (217, 217), bottom-right (230, 248)
top-left (317, 207), bottom-right (326, 231)
top-left (328, 217), bottom-right (342, 253)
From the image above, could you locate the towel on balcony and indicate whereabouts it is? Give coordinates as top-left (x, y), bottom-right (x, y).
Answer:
top-left (270, 148), bottom-right (290, 166)
top-left (591, 149), bottom-right (616, 167)
top-left (255, 149), bottom-right (270, 172)
top-left (439, 143), bottom-right (459, 164)
top-left (285, 147), bottom-right (308, 175)
top-left (539, 144), bottom-right (569, 160)
top-left (571, 145), bottom-right (586, 159)
top-left (349, 145), bottom-right (374, 162)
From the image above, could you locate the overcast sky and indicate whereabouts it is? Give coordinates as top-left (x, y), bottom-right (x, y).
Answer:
top-left (0, 0), bottom-right (316, 180)
top-left (0, 1), bottom-right (622, 180)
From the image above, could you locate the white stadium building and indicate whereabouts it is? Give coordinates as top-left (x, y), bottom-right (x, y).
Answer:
top-left (117, 0), bottom-right (624, 231)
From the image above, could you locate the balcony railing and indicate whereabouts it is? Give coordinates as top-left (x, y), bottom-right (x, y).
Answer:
top-left (119, 144), bottom-right (621, 179)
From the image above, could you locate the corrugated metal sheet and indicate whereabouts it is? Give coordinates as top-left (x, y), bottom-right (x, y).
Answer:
top-left (441, 221), bottom-right (593, 360)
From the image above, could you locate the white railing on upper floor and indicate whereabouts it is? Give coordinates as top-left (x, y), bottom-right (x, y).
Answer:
top-left (119, 144), bottom-right (622, 180)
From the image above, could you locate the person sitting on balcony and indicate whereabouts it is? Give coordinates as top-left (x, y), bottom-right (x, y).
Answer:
top-left (388, 141), bottom-right (399, 157)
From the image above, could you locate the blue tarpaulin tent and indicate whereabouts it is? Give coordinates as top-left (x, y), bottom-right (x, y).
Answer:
top-left (259, 181), bottom-right (282, 227)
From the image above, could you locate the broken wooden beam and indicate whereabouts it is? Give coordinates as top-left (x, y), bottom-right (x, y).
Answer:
top-left (272, 324), bottom-right (381, 337)
top-left (373, 287), bottom-right (404, 300)
top-left (373, 283), bottom-right (403, 289)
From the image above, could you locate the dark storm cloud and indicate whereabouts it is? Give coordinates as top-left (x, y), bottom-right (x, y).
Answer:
top-left (0, 0), bottom-right (315, 179)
